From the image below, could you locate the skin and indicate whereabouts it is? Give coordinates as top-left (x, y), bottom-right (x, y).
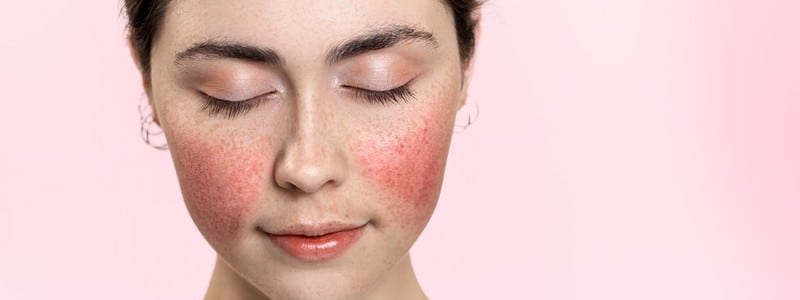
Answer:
top-left (134, 0), bottom-right (476, 299)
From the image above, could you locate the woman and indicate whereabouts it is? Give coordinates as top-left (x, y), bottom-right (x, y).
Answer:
top-left (124, 0), bottom-right (482, 298)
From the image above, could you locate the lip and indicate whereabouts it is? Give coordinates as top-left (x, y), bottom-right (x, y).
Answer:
top-left (262, 223), bottom-right (366, 262)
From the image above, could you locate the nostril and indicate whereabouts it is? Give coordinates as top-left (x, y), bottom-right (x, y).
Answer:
top-left (274, 160), bottom-right (338, 193)
top-left (276, 180), bottom-right (297, 191)
top-left (272, 137), bottom-right (347, 194)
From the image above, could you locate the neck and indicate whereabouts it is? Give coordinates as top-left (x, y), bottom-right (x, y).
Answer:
top-left (204, 257), bottom-right (265, 300)
top-left (367, 254), bottom-right (428, 300)
top-left (204, 254), bottom-right (427, 300)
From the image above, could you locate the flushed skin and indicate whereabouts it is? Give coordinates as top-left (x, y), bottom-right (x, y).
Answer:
top-left (127, 1), bottom-right (480, 299)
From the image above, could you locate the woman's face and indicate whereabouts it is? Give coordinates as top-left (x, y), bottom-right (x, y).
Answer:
top-left (147, 0), bottom-right (469, 297)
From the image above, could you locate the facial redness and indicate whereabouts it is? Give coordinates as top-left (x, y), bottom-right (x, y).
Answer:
top-left (171, 134), bottom-right (271, 249)
top-left (351, 105), bottom-right (453, 229)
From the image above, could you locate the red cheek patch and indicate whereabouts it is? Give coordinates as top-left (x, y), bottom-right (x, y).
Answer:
top-left (171, 136), bottom-right (270, 248)
top-left (351, 114), bottom-right (451, 228)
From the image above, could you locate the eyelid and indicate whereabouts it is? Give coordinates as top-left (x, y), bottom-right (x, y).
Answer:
top-left (340, 70), bottom-right (418, 92)
top-left (197, 82), bottom-right (279, 102)
top-left (200, 89), bottom-right (277, 102)
top-left (198, 90), bottom-right (275, 119)
top-left (185, 64), bottom-right (282, 101)
top-left (344, 80), bottom-right (416, 105)
top-left (342, 82), bottom-right (402, 93)
top-left (346, 79), bottom-right (403, 92)
top-left (335, 55), bottom-right (419, 91)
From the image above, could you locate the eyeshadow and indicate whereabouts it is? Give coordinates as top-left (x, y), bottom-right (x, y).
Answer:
top-left (335, 53), bottom-right (421, 90)
top-left (179, 60), bottom-right (280, 101)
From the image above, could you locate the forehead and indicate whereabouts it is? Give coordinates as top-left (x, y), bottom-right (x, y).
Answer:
top-left (155, 0), bottom-right (457, 59)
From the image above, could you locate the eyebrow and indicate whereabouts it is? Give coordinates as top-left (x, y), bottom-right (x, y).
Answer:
top-left (325, 25), bottom-right (439, 64)
top-left (174, 25), bottom-right (438, 67)
top-left (175, 40), bottom-right (285, 66)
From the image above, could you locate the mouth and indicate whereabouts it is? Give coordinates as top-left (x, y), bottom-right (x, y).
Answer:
top-left (260, 222), bottom-right (367, 262)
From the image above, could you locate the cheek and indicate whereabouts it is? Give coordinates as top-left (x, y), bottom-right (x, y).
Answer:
top-left (171, 135), bottom-right (270, 248)
top-left (351, 109), bottom-right (452, 228)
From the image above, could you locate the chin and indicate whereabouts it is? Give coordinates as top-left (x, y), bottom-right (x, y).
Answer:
top-left (215, 234), bottom-right (405, 300)
top-left (238, 263), bottom-right (385, 300)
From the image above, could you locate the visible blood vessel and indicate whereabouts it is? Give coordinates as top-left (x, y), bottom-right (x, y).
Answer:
top-left (350, 107), bottom-right (452, 228)
top-left (169, 95), bottom-right (453, 247)
top-left (171, 135), bottom-right (270, 249)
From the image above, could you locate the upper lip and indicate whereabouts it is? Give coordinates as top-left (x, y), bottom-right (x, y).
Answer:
top-left (261, 222), bottom-right (367, 237)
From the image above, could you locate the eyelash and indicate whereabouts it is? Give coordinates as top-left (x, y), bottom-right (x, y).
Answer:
top-left (199, 83), bottom-right (415, 119)
top-left (347, 83), bottom-right (416, 105)
top-left (199, 92), bottom-right (269, 119)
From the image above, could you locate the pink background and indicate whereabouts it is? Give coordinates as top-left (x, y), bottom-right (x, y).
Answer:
top-left (1, 1), bottom-right (798, 299)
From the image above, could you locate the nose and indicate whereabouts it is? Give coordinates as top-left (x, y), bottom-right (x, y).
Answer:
top-left (273, 94), bottom-right (346, 194)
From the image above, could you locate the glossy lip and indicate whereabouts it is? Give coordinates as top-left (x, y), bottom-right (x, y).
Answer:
top-left (262, 222), bottom-right (367, 262)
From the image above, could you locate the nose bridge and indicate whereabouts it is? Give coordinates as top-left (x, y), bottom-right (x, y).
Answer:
top-left (293, 94), bottom-right (330, 164)
top-left (274, 85), bottom-right (345, 193)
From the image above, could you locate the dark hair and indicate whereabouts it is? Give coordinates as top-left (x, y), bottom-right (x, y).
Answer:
top-left (123, 1), bottom-right (483, 78)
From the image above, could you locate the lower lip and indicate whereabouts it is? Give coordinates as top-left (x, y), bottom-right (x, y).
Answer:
top-left (266, 226), bottom-right (365, 262)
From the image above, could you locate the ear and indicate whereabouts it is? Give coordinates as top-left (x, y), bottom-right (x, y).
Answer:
top-left (128, 37), bottom-right (160, 126)
top-left (457, 13), bottom-right (482, 110)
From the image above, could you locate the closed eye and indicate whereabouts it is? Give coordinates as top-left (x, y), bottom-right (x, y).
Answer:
top-left (344, 82), bottom-right (416, 105)
top-left (198, 91), bottom-right (276, 119)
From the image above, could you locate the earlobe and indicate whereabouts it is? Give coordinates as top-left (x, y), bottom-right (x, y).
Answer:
top-left (146, 93), bottom-right (160, 127)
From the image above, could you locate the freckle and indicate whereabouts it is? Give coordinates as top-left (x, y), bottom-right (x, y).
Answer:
top-left (172, 136), bottom-right (271, 249)
top-left (351, 108), bottom-right (451, 229)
